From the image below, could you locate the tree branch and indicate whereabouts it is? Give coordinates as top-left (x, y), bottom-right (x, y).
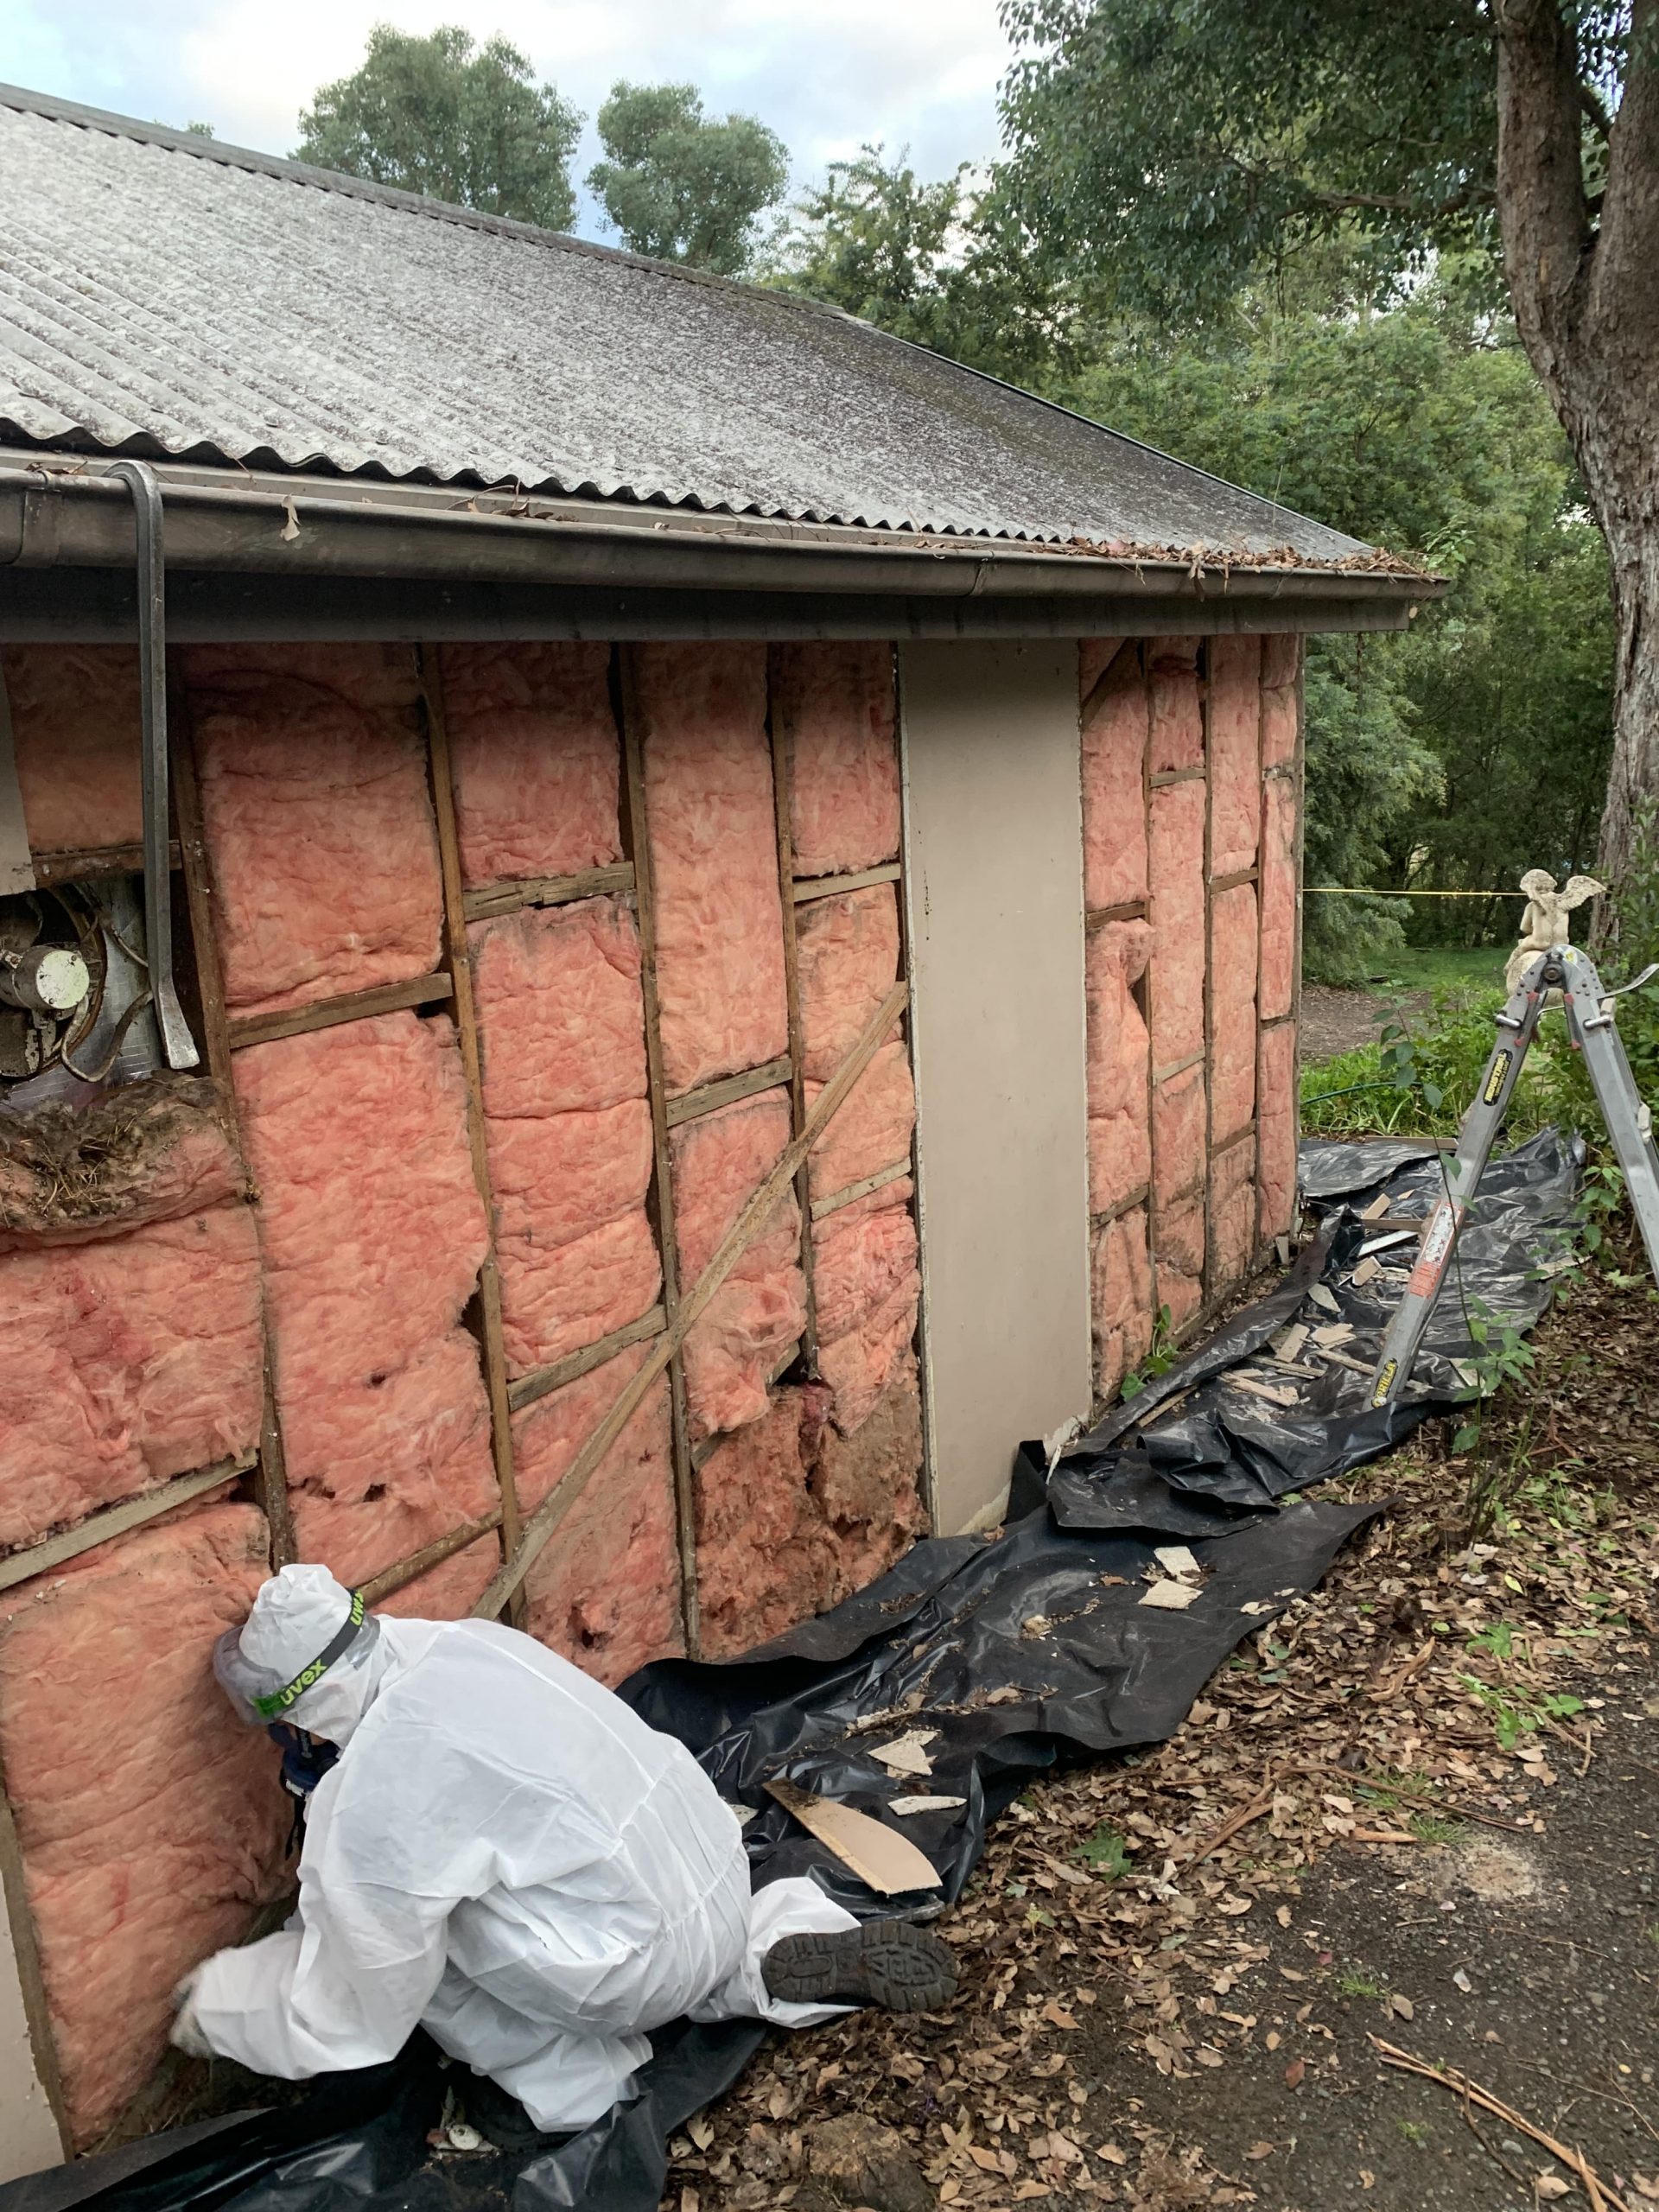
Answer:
top-left (1580, 80), bottom-right (1614, 142)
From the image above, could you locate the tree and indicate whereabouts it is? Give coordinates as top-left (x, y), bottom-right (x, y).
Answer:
top-left (768, 148), bottom-right (1073, 389)
top-left (296, 26), bottom-right (582, 232)
top-left (587, 83), bottom-right (788, 274)
top-left (1000, 1), bottom-right (1658, 890)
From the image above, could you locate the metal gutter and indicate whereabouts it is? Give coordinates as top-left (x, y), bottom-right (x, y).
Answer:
top-left (0, 454), bottom-right (1439, 611)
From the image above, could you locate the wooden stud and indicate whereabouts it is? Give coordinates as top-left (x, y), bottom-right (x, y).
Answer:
top-left (810, 1157), bottom-right (912, 1222)
top-left (1153, 1047), bottom-right (1205, 1085)
top-left (0, 1745), bottom-right (71, 2158)
top-left (664, 1054), bottom-right (793, 1129)
top-left (415, 648), bottom-right (524, 1628)
top-left (791, 861), bottom-right (902, 902)
top-left (768, 648), bottom-right (821, 1369)
top-left (359, 1508), bottom-right (503, 1606)
top-left (1089, 1181), bottom-right (1153, 1233)
top-left (1085, 898), bottom-right (1150, 931)
top-left (615, 647), bottom-right (701, 1660)
top-left (1149, 766), bottom-right (1205, 788)
top-left (31, 840), bottom-right (181, 885)
top-left (227, 971), bottom-right (453, 1051)
top-left (1208, 864), bottom-right (1259, 894)
top-left (462, 862), bottom-right (635, 922)
top-left (0, 1454), bottom-right (257, 1596)
top-left (506, 1306), bottom-right (668, 1414)
top-left (169, 677), bottom-right (296, 1569)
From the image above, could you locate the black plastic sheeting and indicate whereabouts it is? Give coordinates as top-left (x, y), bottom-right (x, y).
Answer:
top-left (1049, 1127), bottom-right (1582, 1540)
top-left (3, 1131), bottom-right (1579, 2212)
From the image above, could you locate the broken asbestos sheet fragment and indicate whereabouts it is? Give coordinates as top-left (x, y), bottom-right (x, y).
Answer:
top-left (1079, 642), bottom-right (1149, 912)
top-left (470, 899), bottom-right (658, 1374)
top-left (439, 642), bottom-right (622, 887)
top-left (235, 1012), bottom-right (497, 1588)
top-left (1086, 920), bottom-right (1154, 1216)
top-left (513, 1344), bottom-right (682, 1686)
top-left (0, 1202), bottom-right (264, 1552)
top-left (812, 1184), bottom-right (920, 1434)
top-left (796, 884), bottom-right (903, 1081)
top-left (671, 1090), bottom-right (806, 1440)
top-left (636, 644), bottom-right (789, 1092)
top-left (774, 641), bottom-right (900, 876)
top-left (0, 1501), bottom-right (289, 2148)
top-left (1206, 635), bottom-right (1262, 878)
top-left (2, 645), bottom-right (143, 851)
top-left (185, 646), bottom-right (442, 1016)
top-left (1091, 1205), bottom-right (1153, 1402)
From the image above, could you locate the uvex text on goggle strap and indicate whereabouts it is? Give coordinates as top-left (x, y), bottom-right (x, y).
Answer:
top-left (251, 1589), bottom-right (368, 1719)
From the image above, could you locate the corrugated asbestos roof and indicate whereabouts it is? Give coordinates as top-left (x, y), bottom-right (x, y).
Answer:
top-left (0, 86), bottom-right (1376, 563)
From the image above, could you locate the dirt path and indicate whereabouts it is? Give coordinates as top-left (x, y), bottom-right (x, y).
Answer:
top-left (665, 1258), bottom-right (1659, 2212)
top-left (1300, 986), bottom-right (1433, 1066)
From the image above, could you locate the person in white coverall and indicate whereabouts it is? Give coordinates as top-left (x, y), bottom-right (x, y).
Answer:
top-left (174, 1566), bottom-right (957, 2145)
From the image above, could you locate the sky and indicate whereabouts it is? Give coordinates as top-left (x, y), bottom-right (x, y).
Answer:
top-left (0, 0), bottom-right (1014, 238)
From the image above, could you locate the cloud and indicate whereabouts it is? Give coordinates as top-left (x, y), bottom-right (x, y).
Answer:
top-left (0, 0), bottom-right (1013, 222)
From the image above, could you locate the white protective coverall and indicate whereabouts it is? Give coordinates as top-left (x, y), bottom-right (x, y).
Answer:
top-left (188, 1567), bottom-right (856, 2130)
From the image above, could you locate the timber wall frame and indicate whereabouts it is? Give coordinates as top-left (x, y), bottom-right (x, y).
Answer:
top-left (0, 641), bottom-right (924, 1638)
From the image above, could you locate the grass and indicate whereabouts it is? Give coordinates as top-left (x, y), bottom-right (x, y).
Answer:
top-left (1337, 1968), bottom-right (1387, 1999)
top-left (1363, 944), bottom-right (1510, 995)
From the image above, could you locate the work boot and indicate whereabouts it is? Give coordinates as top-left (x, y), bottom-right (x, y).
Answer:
top-left (762, 1920), bottom-right (959, 2012)
top-left (461, 2069), bottom-right (568, 2155)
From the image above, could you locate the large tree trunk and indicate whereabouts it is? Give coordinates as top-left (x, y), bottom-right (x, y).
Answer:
top-left (1493, 0), bottom-right (1659, 895)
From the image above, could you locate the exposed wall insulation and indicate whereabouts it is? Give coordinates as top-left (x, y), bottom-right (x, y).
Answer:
top-left (813, 1183), bottom-right (920, 1434)
top-left (796, 886), bottom-right (903, 1078)
top-left (183, 647), bottom-right (442, 1016)
top-left (0, 1083), bottom-right (245, 1255)
top-left (469, 899), bottom-right (658, 1374)
top-left (439, 643), bottom-right (621, 886)
top-left (0, 1503), bottom-right (288, 2148)
top-left (671, 1090), bottom-right (806, 1440)
top-left (773, 642), bottom-right (901, 876)
top-left (0, 645), bottom-right (142, 851)
top-left (514, 1350), bottom-right (681, 1687)
top-left (1080, 636), bottom-right (1301, 1404)
top-left (233, 1014), bottom-right (495, 1585)
top-left (635, 643), bottom-right (789, 1092)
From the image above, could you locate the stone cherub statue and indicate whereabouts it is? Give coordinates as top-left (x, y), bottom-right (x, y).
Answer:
top-left (1503, 868), bottom-right (1606, 994)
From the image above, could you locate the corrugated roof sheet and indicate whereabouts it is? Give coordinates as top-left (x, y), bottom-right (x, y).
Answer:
top-left (0, 88), bottom-right (1374, 563)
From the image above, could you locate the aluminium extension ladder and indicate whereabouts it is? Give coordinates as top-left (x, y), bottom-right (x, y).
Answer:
top-left (1369, 942), bottom-right (1659, 1407)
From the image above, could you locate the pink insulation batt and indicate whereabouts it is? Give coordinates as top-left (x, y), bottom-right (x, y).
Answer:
top-left (1080, 644), bottom-right (1150, 912)
top-left (1147, 640), bottom-right (1203, 775)
top-left (636, 644), bottom-right (789, 1092)
top-left (0, 1205), bottom-right (264, 1553)
top-left (0, 1502), bottom-right (289, 2147)
top-left (1258, 1022), bottom-right (1299, 1244)
top-left (0, 1080), bottom-right (245, 1255)
top-left (377, 1537), bottom-right (500, 1622)
top-left (696, 1363), bottom-right (925, 1661)
top-left (1207, 635), bottom-right (1262, 878)
top-left (1154, 1064), bottom-right (1207, 1329)
top-left (1209, 882), bottom-right (1258, 1144)
top-left (513, 1345), bottom-right (682, 1685)
top-left (234, 1014), bottom-right (497, 1586)
top-left (774, 642), bottom-right (900, 877)
top-left (185, 646), bottom-right (442, 1017)
top-left (671, 1090), bottom-right (805, 1440)
top-left (1149, 779), bottom-right (1206, 1067)
top-left (439, 642), bottom-right (622, 887)
top-left (1085, 920), bottom-right (1153, 1216)
top-left (1211, 1135), bottom-right (1256, 1286)
top-left (1259, 773), bottom-right (1298, 1022)
top-left (2, 645), bottom-right (143, 852)
top-left (1091, 1207), bottom-right (1153, 1401)
top-left (813, 1184), bottom-right (919, 1435)
top-left (1262, 634), bottom-right (1300, 767)
top-left (804, 1039), bottom-right (915, 1203)
top-left (796, 884), bottom-right (903, 1080)
top-left (470, 899), bottom-right (658, 1375)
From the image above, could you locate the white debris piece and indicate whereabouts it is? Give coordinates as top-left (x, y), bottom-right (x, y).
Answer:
top-left (890, 1795), bottom-right (967, 1815)
top-left (1140, 1579), bottom-right (1200, 1611)
top-left (1153, 1544), bottom-right (1201, 1582)
top-left (870, 1729), bottom-right (939, 1777)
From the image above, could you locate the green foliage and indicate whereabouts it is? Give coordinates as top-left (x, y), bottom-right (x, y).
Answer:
top-left (1459, 1673), bottom-right (1584, 1752)
top-left (588, 83), bottom-right (788, 275)
top-left (1119, 1302), bottom-right (1175, 1401)
top-left (766, 149), bottom-right (1071, 388)
top-left (998, 0), bottom-right (1629, 326)
top-left (295, 26), bottom-right (582, 230)
top-left (1075, 1823), bottom-right (1134, 1878)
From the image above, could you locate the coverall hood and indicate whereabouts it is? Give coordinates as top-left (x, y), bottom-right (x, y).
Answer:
top-left (215, 1564), bottom-right (391, 1745)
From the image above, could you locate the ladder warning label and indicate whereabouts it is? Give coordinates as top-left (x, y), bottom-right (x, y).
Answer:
top-left (1483, 1051), bottom-right (1512, 1105)
top-left (1407, 1201), bottom-right (1461, 1297)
